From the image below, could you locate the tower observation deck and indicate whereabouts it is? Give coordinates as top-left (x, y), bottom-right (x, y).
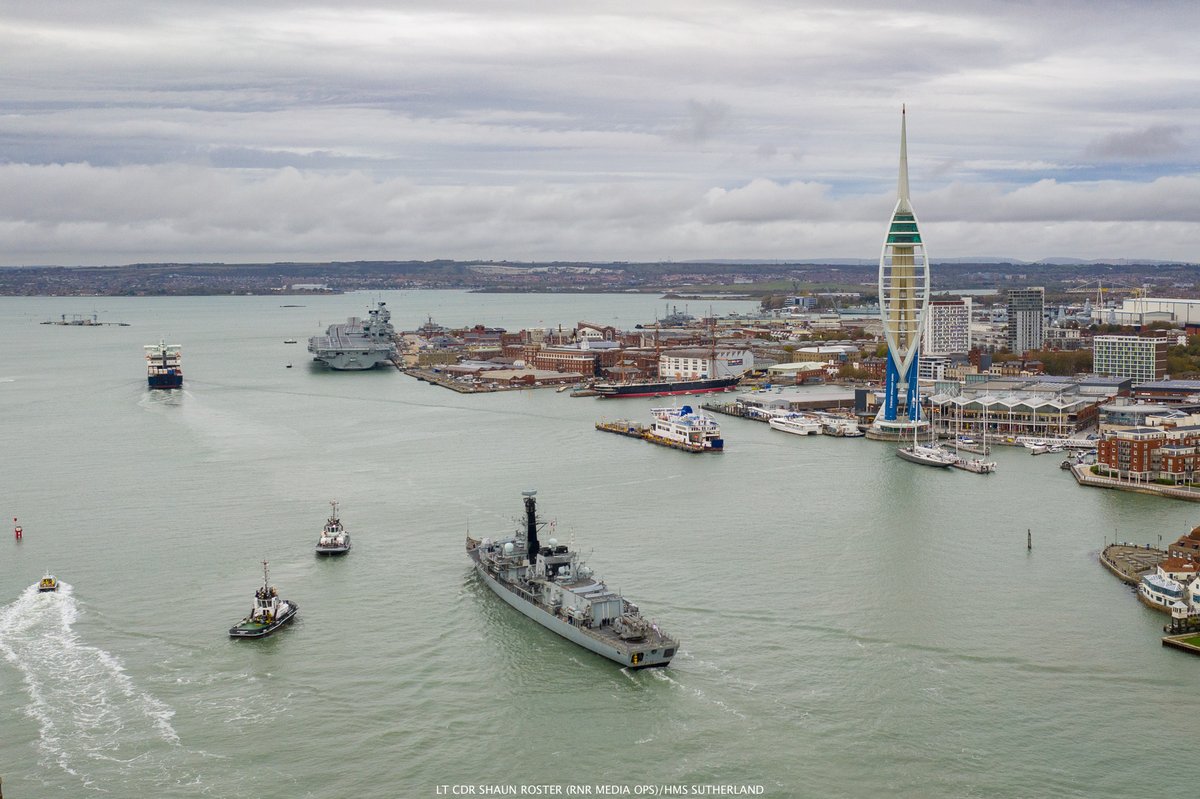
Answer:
top-left (874, 106), bottom-right (930, 432)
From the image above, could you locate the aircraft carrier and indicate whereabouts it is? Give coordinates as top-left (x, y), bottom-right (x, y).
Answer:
top-left (308, 301), bottom-right (397, 370)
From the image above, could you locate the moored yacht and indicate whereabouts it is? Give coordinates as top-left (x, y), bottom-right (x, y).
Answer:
top-left (768, 414), bottom-right (822, 436)
top-left (897, 443), bottom-right (956, 467)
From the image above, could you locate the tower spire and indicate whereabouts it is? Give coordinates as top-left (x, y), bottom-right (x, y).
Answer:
top-left (897, 105), bottom-right (910, 206)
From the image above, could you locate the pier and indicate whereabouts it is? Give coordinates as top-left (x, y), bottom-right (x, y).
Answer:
top-left (1071, 463), bottom-right (1200, 503)
top-left (702, 401), bottom-right (760, 420)
top-left (1099, 543), bottom-right (1166, 585)
top-left (1162, 634), bottom-right (1200, 656)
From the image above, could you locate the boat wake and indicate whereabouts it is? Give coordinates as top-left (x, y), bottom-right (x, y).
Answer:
top-left (0, 584), bottom-right (200, 792)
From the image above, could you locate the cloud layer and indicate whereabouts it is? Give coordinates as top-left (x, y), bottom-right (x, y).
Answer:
top-left (2, 1), bottom-right (1199, 264)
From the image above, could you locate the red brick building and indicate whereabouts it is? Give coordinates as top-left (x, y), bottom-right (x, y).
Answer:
top-left (1097, 425), bottom-right (1200, 483)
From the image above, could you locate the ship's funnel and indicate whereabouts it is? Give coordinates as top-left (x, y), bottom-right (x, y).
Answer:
top-left (522, 490), bottom-right (540, 556)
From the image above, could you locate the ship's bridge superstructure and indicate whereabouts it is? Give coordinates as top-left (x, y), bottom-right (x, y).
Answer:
top-left (876, 106), bottom-right (930, 428)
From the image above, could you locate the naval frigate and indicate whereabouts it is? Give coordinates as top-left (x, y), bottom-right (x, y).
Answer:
top-left (466, 491), bottom-right (678, 669)
top-left (307, 301), bottom-right (397, 370)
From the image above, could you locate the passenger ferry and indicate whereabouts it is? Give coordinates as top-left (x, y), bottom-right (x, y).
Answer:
top-left (648, 406), bottom-right (724, 451)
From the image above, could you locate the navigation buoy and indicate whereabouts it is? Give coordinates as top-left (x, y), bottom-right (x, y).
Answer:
top-left (1027, 528), bottom-right (1032, 550)
top-left (13, 517), bottom-right (22, 540)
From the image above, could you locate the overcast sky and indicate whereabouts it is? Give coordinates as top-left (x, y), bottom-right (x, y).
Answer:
top-left (2, 0), bottom-right (1199, 265)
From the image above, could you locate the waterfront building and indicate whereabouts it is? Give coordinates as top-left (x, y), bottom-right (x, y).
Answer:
top-left (925, 376), bottom-right (1125, 439)
top-left (1096, 425), bottom-right (1200, 483)
top-left (659, 348), bottom-right (753, 380)
top-left (527, 347), bottom-right (600, 376)
top-left (1129, 379), bottom-right (1200, 405)
top-left (1140, 570), bottom-right (1186, 611)
top-left (1093, 335), bottom-right (1168, 382)
top-left (1006, 288), bottom-right (1045, 353)
top-left (1170, 525), bottom-right (1200, 559)
top-left (927, 390), bottom-right (1099, 439)
top-left (873, 107), bottom-right (930, 431)
top-left (1137, 559), bottom-right (1200, 614)
top-left (1093, 297), bottom-right (1200, 331)
top-left (922, 297), bottom-right (972, 355)
top-left (1160, 557), bottom-right (1200, 584)
top-left (1097, 402), bottom-right (1178, 431)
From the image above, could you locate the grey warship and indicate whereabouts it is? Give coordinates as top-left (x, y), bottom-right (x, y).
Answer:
top-left (307, 301), bottom-right (397, 370)
top-left (466, 491), bottom-right (678, 669)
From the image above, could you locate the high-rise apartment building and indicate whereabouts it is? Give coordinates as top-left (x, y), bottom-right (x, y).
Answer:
top-left (922, 297), bottom-right (972, 355)
top-left (1093, 335), bottom-right (1168, 382)
top-left (1006, 287), bottom-right (1044, 353)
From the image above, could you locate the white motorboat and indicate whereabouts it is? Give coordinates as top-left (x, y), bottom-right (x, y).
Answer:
top-left (768, 415), bottom-right (822, 436)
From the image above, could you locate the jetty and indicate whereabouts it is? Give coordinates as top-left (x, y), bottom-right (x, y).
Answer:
top-left (40, 313), bottom-right (129, 326)
top-left (1099, 543), bottom-right (1167, 585)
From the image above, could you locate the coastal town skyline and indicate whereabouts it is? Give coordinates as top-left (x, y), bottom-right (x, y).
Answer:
top-left (2, 2), bottom-right (1200, 266)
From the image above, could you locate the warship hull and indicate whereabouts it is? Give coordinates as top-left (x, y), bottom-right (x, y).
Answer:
top-left (309, 352), bottom-right (393, 371)
top-left (594, 376), bottom-right (738, 399)
top-left (468, 548), bottom-right (674, 669)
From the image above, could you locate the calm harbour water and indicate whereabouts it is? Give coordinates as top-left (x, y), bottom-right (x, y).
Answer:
top-left (0, 290), bottom-right (1195, 798)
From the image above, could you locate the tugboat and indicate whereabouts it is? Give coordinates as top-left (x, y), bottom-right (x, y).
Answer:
top-left (228, 561), bottom-right (298, 639)
top-left (315, 501), bottom-right (351, 556)
top-left (37, 573), bottom-right (59, 592)
top-left (466, 490), bottom-right (678, 669)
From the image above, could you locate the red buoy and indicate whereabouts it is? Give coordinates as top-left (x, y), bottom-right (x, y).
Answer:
top-left (13, 517), bottom-right (21, 540)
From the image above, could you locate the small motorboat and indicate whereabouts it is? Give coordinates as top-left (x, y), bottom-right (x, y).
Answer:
top-left (284, 338), bottom-right (298, 344)
top-left (37, 573), bottom-right (59, 592)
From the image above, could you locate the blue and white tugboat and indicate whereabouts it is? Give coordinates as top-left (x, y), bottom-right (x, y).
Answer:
top-left (466, 491), bottom-right (678, 669)
top-left (315, 501), bottom-right (351, 556)
top-left (229, 561), bottom-right (298, 639)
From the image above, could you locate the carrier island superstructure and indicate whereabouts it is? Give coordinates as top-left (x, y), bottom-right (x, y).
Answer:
top-left (307, 301), bottom-right (397, 370)
top-left (466, 491), bottom-right (678, 668)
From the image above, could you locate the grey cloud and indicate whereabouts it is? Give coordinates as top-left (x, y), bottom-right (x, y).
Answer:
top-left (1085, 125), bottom-right (1186, 160)
top-left (669, 100), bottom-right (732, 144)
top-left (3, 1), bottom-right (1200, 264)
